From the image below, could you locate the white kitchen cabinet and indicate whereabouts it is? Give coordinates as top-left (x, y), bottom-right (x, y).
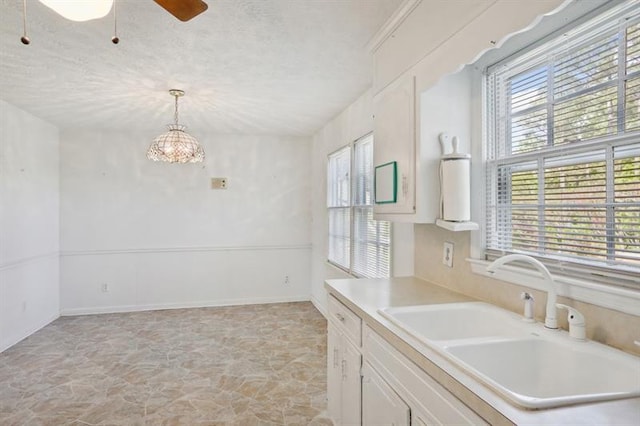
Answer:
top-left (327, 295), bottom-right (363, 425)
top-left (327, 325), bottom-right (343, 422)
top-left (373, 73), bottom-right (416, 217)
top-left (341, 337), bottom-right (362, 425)
top-left (327, 291), bottom-right (486, 426)
top-left (362, 362), bottom-right (410, 426)
top-left (370, 0), bottom-right (567, 224)
top-left (363, 324), bottom-right (486, 425)
top-left (412, 416), bottom-right (428, 426)
top-left (373, 70), bottom-right (472, 224)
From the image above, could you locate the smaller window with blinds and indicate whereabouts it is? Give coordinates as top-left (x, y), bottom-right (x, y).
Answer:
top-left (485, 3), bottom-right (640, 282)
top-left (327, 135), bottom-right (391, 278)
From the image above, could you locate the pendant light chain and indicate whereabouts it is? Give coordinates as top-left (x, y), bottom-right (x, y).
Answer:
top-left (21, 0), bottom-right (30, 45)
top-left (22, 0), bottom-right (27, 36)
top-left (174, 94), bottom-right (179, 126)
top-left (111, 0), bottom-right (119, 44)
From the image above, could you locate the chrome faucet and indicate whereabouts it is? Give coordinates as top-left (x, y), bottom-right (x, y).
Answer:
top-left (486, 254), bottom-right (558, 329)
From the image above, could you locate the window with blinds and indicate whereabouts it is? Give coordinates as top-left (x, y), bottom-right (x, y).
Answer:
top-left (485, 3), bottom-right (640, 281)
top-left (327, 135), bottom-right (391, 278)
top-left (327, 146), bottom-right (351, 270)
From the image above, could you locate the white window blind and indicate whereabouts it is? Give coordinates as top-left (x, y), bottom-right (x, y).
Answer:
top-left (327, 135), bottom-right (391, 278)
top-left (327, 146), bottom-right (351, 270)
top-left (485, 3), bottom-right (640, 281)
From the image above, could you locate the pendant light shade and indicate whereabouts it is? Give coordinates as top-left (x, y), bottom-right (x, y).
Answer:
top-left (147, 90), bottom-right (205, 164)
top-left (39, 0), bottom-right (114, 22)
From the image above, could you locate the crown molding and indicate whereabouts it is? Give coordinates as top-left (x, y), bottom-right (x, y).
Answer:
top-left (366, 0), bottom-right (422, 53)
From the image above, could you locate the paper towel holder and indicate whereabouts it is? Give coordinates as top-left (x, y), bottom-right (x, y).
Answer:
top-left (436, 218), bottom-right (479, 231)
top-left (436, 132), bottom-right (479, 232)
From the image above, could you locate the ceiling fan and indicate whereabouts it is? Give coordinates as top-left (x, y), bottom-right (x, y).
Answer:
top-left (153, 0), bottom-right (209, 22)
top-left (36, 0), bottom-right (208, 22)
top-left (20, 0), bottom-right (209, 45)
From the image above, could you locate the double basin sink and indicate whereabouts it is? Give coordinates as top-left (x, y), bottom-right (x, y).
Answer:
top-left (378, 302), bottom-right (640, 409)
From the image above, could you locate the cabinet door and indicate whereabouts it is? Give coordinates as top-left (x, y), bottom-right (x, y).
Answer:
top-left (362, 362), bottom-right (410, 426)
top-left (363, 325), bottom-right (486, 425)
top-left (411, 415), bottom-right (429, 426)
top-left (327, 325), bottom-right (342, 424)
top-left (373, 74), bottom-right (416, 216)
top-left (341, 338), bottom-right (362, 426)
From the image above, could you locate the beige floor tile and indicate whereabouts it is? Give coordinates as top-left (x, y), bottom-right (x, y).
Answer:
top-left (0, 302), bottom-right (331, 425)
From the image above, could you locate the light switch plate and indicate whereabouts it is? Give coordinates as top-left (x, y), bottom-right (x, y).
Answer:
top-left (211, 177), bottom-right (227, 189)
top-left (443, 242), bottom-right (454, 268)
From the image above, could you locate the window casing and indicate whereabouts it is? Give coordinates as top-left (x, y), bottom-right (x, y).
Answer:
top-left (485, 3), bottom-right (640, 282)
top-left (327, 135), bottom-right (391, 278)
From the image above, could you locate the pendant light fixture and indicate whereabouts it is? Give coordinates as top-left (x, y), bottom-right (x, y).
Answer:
top-left (147, 90), bottom-right (205, 164)
top-left (39, 0), bottom-right (114, 22)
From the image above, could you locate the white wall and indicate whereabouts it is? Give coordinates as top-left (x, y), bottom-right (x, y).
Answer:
top-left (0, 100), bottom-right (60, 352)
top-left (310, 89), bottom-right (414, 314)
top-left (60, 131), bottom-right (311, 314)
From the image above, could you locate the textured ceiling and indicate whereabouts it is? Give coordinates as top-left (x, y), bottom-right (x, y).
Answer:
top-left (0, 0), bottom-right (401, 136)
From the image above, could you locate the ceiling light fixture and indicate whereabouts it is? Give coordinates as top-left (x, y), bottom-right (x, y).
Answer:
top-left (20, 0), bottom-right (207, 45)
top-left (39, 0), bottom-right (114, 22)
top-left (147, 90), bottom-right (205, 164)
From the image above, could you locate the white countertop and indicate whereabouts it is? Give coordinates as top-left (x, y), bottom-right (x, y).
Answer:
top-left (325, 276), bottom-right (640, 425)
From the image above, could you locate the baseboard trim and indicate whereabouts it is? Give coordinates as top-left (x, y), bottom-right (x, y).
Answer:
top-left (60, 295), bottom-right (312, 316)
top-left (310, 295), bottom-right (328, 319)
top-left (0, 312), bottom-right (59, 353)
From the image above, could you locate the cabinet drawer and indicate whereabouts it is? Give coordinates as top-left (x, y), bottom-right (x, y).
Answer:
top-left (328, 295), bottom-right (362, 347)
top-left (363, 325), bottom-right (486, 425)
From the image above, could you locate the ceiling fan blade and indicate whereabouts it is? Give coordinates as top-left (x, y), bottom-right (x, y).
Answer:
top-left (153, 0), bottom-right (208, 22)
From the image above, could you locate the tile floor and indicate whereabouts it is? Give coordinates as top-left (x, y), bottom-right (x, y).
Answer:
top-left (0, 302), bottom-right (332, 426)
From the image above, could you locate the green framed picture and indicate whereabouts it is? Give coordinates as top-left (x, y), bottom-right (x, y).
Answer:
top-left (374, 161), bottom-right (397, 204)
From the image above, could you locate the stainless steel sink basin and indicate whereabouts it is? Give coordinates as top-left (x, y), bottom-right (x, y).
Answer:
top-left (378, 302), bottom-right (640, 409)
top-left (446, 337), bottom-right (640, 408)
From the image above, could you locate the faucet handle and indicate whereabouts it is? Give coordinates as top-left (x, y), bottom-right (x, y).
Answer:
top-left (556, 303), bottom-right (586, 341)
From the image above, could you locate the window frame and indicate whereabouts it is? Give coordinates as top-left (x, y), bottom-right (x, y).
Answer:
top-left (482, 2), bottom-right (640, 287)
top-left (327, 145), bottom-right (351, 271)
top-left (327, 134), bottom-right (392, 278)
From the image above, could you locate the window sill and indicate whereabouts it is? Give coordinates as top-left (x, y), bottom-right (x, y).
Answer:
top-left (326, 260), bottom-right (356, 279)
top-left (467, 258), bottom-right (640, 316)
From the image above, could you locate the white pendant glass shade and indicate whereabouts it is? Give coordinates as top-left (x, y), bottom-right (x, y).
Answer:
top-left (147, 89), bottom-right (204, 164)
top-left (39, 0), bottom-right (114, 22)
top-left (147, 125), bottom-right (205, 164)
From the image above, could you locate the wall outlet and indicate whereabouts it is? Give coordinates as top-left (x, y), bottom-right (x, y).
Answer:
top-left (443, 242), bottom-right (454, 268)
top-left (211, 177), bottom-right (228, 189)
top-left (284, 275), bottom-right (290, 286)
top-left (100, 283), bottom-right (109, 293)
